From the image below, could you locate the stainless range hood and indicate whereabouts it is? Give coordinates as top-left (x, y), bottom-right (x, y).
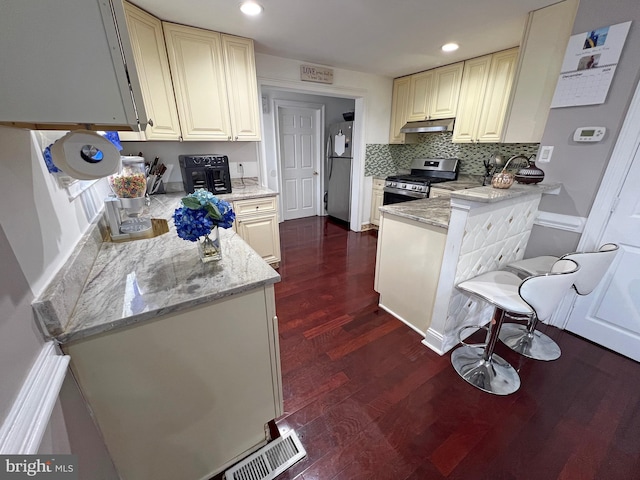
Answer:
top-left (400, 118), bottom-right (454, 133)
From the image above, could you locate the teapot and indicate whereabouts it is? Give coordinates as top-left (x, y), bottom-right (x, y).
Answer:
top-left (515, 154), bottom-right (545, 184)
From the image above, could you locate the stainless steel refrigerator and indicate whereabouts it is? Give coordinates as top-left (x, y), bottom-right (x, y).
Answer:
top-left (326, 121), bottom-right (353, 222)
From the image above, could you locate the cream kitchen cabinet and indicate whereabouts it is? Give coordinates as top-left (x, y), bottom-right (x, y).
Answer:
top-left (0, 0), bottom-right (146, 131)
top-left (452, 48), bottom-right (519, 144)
top-left (221, 35), bottom-right (263, 141)
top-left (234, 197), bottom-right (281, 266)
top-left (161, 22), bottom-right (261, 141)
top-left (120, 2), bottom-right (181, 141)
top-left (389, 76), bottom-right (412, 144)
top-left (407, 62), bottom-right (464, 122)
top-left (65, 285), bottom-right (282, 480)
top-left (502, 0), bottom-right (578, 143)
top-left (370, 178), bottom-right (385, 227)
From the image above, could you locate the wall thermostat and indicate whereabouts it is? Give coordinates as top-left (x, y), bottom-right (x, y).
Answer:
top-left (573, 126), bottom-right (606, 142)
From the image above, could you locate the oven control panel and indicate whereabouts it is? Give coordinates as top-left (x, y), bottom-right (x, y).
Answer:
top-left (179, 155), bottom-right (229, 167)
top-left (384, 180), bottom-right (429, 194)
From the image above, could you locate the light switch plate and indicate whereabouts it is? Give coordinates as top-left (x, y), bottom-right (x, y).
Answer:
top-left (539, 146), bottom-right (554, 163)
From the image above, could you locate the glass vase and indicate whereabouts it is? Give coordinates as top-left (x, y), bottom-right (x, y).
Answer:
top-left (197, 227), bottom-right (222, 263)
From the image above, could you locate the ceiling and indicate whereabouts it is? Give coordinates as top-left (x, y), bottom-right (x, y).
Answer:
top-left (131, 0), bottom-right (561, 78)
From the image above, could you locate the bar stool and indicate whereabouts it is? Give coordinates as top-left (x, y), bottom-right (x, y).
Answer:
top-left (500, 243), bottom-right (619, 360)
top-left (451, 259), bottom-right (579, 395)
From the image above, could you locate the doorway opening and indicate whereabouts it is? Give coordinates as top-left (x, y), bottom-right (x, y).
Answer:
top-left (260, 86), bottom-right (357, 227)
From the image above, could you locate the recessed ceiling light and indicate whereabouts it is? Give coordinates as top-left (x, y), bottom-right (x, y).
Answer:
top-left (240, 1), bottom-right (263, 16)
top-left (442, 43), bottom-right (459, 52)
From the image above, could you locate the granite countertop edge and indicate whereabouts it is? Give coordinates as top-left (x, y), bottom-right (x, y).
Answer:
top-left (379, 198), bottom-right (451, 229)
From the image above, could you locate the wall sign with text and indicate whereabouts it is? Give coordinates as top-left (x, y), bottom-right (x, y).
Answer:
top-left (300, 65), bottom-right (334, 84)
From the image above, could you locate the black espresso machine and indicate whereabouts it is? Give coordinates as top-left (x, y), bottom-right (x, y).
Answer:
top-left (179, 154), bottom-right (232, 194)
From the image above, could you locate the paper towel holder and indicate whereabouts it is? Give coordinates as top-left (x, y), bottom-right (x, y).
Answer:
top-left (50, 130), bottom-right (121, 180)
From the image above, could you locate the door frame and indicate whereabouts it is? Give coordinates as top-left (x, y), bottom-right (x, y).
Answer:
top-left (273, 99), bottom-right (325, 219)
top-left (257, 77), bottom-right (366, 231)
top-left (550, 78), bottom-right (640, 328)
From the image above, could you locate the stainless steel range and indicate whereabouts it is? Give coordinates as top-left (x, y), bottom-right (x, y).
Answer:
top-left (383, 158), bottom-right (459, 205)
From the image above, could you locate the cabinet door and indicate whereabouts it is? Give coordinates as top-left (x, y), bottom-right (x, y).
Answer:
top-left (370, 184), bottom-right (384, 226)
top-left (407, 70), bottom-right (434, 121)
top-left (452, 55), bottom-right (492, 143)
top-left (430, 62), bottom-right (464, 119)
top-left (502, 0), bottom-right (578, 143)
top-left (236, 213), bottom-right (281, 264)
top-left (476, 48), bottom-right (519, 143)
top-left (389, 76), bottom-right (411, 144)
top-left (163, 22), bottom-right (232, 141)
top-left (222, 35), bottom-right (262, 141)
top-left (123, 3), bottom-right (181, 141)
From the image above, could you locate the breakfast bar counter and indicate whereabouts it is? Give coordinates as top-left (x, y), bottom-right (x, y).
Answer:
top-left (374, 182), bottom-right (561, 355)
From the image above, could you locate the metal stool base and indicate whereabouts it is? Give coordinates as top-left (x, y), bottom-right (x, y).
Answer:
top-left (451, 345), bottom-right (521, 395)
top-left (499, 323), bottom-right (561, 361)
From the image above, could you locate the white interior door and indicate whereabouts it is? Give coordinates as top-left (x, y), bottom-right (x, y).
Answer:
top-left (565, 141), bottom-right (640, 362)
top-left (278, 106), bottom-right (320, 220)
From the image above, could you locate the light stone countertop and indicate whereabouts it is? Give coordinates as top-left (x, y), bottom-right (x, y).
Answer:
top-left (430, 174), bottom-right (483, 191)
top-left (379, 197), bottom-right (451, 229)
top-left (378, 181), bottom-right (561, 228)
top-left (450, 182), bottom-right (561, 203)
top-left (55, 191), bottom-right (280, 344)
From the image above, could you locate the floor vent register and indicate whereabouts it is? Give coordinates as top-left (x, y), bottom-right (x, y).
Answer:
top-left (224, 430), bottom-right (306, 480)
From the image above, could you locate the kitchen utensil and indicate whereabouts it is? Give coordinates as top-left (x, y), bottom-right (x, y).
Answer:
top-left (515, 154), bottom-right (545, 184)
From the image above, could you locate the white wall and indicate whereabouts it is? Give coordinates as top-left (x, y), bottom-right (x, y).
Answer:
top-left (525, 0), bottom-right (640, 257)
top-left (0, 127), bottom-right (118, 477)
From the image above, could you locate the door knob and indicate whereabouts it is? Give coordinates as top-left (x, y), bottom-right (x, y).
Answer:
top-left (313, 171), bottom-right (319, 175)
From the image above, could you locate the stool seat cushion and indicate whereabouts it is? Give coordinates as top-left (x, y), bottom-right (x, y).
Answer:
top-left (457, 271), bottom-right (533, 315)
top-left (508, 256), bottom-right (558, 276)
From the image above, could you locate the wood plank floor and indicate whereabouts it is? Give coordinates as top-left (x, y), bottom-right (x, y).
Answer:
top-left (272, 216), bottom-right (640, 480)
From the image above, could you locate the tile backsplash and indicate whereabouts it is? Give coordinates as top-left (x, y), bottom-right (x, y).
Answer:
top-left (365, 132), bottom-right (539, 177)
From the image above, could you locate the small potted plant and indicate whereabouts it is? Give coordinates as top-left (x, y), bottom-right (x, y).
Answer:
top-left (173, 189), bottom-right (235, 262)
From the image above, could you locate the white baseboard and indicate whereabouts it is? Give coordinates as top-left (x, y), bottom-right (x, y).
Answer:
top-left (0, 342), bottom-right (70, 454)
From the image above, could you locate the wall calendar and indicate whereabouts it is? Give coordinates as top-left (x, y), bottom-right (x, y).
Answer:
top-left (551, 21), bottom-right (631, 108)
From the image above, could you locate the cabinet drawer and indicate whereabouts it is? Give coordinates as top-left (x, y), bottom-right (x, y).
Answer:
top-left (373, 178), bottom-right (386, 190)
top-left (234, 197), bottom-right (277, 216)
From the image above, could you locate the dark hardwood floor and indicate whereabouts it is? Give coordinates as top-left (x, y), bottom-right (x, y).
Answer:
top-left (272, 216), bottom-right (640, 480)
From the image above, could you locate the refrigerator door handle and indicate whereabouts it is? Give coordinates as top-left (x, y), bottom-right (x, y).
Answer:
top-left (327, 136), bottom-right (334, 178)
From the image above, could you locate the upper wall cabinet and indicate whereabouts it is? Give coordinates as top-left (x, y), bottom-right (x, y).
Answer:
top-left (221, 35), bottom-right (262, 142)
top-left (452, 48), bottom-right (519, 143)
top-left (163, 23), bottom-right (261, 142)
top-left (0, 0), bottom-right (146, 131)
top-left (502, 0), bottom-right (579, 143)
top-left (407, 62), bottom-right (464, 122)
top-left (389, 77), bottom-right (412, 144)
top-left (121, 2), bottom-right (181, 141)
top-left (163, 23), bottom-right (233, 141)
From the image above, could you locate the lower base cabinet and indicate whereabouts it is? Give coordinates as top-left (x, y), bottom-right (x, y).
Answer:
top-left (234, 196), bottom-right (281, 265)
top-left (370, 178), bottom-right (385, 227)
top-left (374, 213), bottom-right (447, 334)
top-left (64, 285), bottom-right (282, 480)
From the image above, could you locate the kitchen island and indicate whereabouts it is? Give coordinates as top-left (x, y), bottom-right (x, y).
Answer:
top-left (375, 182), bottom-right (560, 355)
top-left (33, 191), bottom-right (282, 480)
